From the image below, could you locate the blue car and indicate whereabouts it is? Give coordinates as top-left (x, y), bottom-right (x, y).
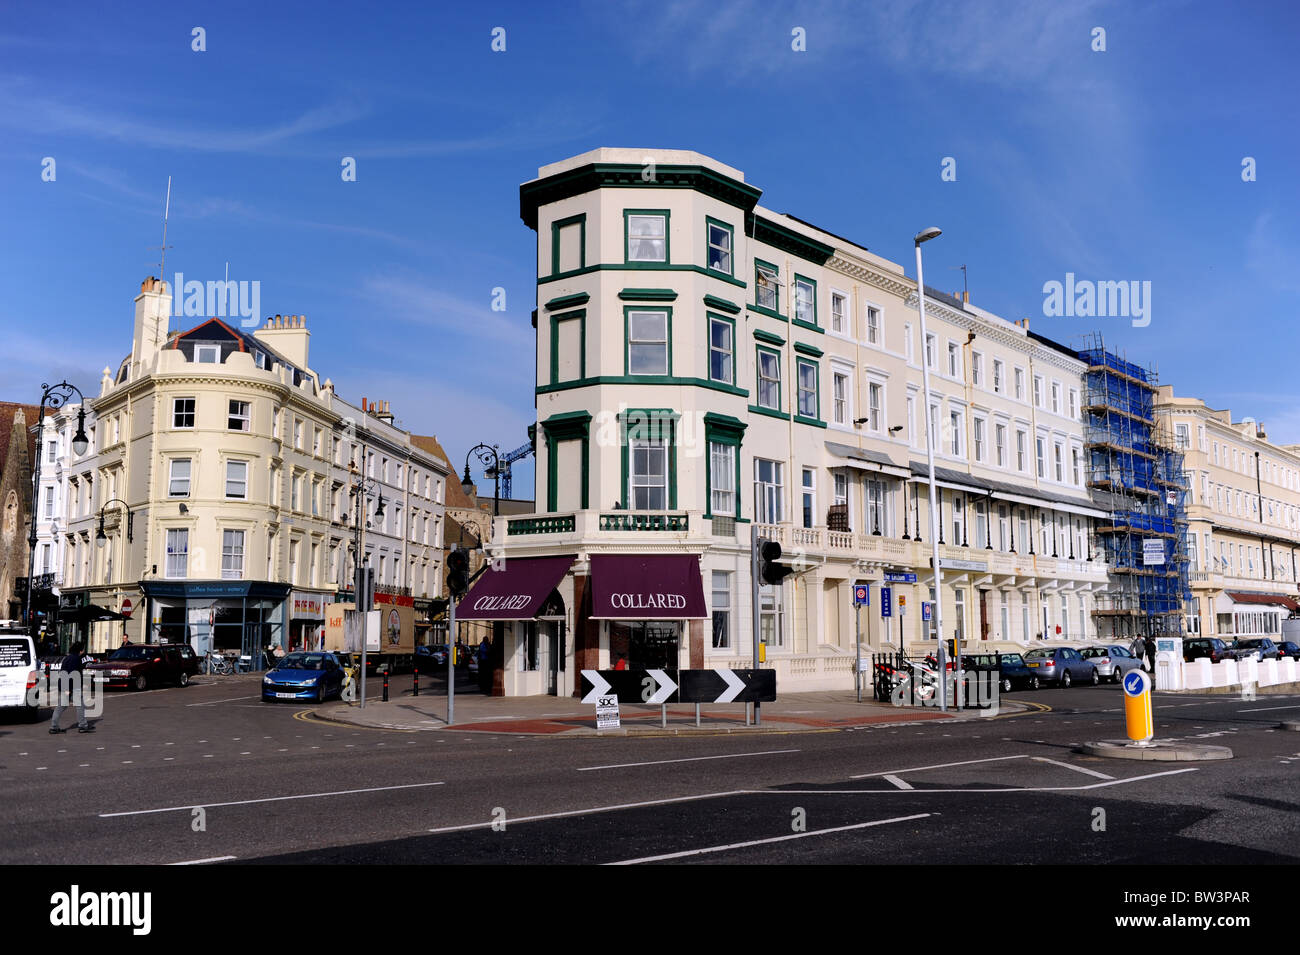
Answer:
top-left (262, 651), bottom-right (345, 703)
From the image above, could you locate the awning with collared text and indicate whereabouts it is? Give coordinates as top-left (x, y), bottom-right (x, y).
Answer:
top-left (456, 556), bottom-right (575, 621)
top-left (589, 554), bottom-right (708, 620)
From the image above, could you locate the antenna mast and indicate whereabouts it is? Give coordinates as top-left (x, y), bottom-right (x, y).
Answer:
top-left (149, 176), bottom-right (174, 348)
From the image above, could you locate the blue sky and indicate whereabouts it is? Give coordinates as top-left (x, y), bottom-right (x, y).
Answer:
top-left (3, 0), bottom-right (1299, 499)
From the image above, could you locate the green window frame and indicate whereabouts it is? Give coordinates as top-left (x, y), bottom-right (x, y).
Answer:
top-left (754, 258), bottom-right (782, 317)
top-left (793, 274), bottom-right (818, 330)
top-left (550, 214), bottom-right (586, 277)
top-left (705, 217), bottom-right (734, 277)
top-left (548, 309), bottom-right (586, 385)
top-left (624, 305), bottom-right (673, 376)
top-left (541, 411), bottom-right (592, 512)
top-left (624, 209), bottom-right (670, 265)
top-left (796, 357), bottom-right (820, 421)
top-left (707, 312), bottom-right (735, 386)
top-left (618, 409), bottom-right (679, 511)
top-left (756, 345), bottom-right (782, 412)
top-left (703, 413), bottom-right (747, 520)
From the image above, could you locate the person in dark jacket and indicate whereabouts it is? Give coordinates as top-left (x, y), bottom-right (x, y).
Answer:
top-left (1144, 635), bottom-right (1157, 673)
top-left (50, 642), bottom-right (93, 734)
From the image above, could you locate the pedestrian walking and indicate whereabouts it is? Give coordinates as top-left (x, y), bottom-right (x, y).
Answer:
top-left (1144, 634), bottom-right (1157, 673)
top-left (50, 642), bottom-right (93, 734)
top-left (1129, 635), bottom-right (1145, 660)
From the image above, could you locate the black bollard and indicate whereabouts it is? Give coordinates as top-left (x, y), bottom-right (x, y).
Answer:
top-left (413, 664), bottom-right (419, 697)
top-left (382, 668), bottom-right (389, 702)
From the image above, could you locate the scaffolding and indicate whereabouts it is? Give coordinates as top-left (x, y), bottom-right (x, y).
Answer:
top-left (1080, 334), bottom-right (1191, 640)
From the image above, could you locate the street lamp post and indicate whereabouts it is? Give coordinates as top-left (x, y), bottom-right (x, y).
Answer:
top-left (26, 381), bottom-right (88, 637)
top-left (913, 228), bottom-right (951, 711)
top-left (461, 444), bottom-right (501, 517)
top-left (346, 454), bottom-right (384, 709)
top-left (96, 499), bottom-right (133, 643)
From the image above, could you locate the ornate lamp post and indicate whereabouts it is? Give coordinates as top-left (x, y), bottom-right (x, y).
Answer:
top-left (26, 381), bottom-right (88, 634)
top-left (461, 443), bottom-right (501, 517)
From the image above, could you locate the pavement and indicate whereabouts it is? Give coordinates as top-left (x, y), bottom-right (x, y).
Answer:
top-left (317, 679), bottom-right (1024, 734)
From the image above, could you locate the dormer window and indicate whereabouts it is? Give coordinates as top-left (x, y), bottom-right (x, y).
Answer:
top-left (196, 344), bottom-right (220, 363)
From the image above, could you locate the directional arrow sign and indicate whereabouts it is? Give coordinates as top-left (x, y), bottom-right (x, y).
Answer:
top-left (677, 669), bottom-right (777, 704)
top-left (580, 670), bottom-right (613, 704)
top-left (643, 668), bottom-right (677, 704)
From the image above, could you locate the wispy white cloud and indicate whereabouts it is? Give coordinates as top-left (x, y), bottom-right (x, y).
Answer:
top-left (1245, 211), bottom-right (1300, 295)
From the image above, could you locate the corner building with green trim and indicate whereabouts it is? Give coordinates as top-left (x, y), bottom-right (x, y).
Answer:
top-left (470, 148), bottom-right (1111, 697)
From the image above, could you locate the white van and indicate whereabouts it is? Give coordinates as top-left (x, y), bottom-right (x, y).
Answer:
top-left (0, 630), bottom-right (41, 721)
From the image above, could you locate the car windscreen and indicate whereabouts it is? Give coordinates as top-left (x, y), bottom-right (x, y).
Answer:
top-left (0, 638), bottom-right (33, 668)
top-left (278, 653), bottom-right (328, 670)
top-left (1024, 649), bottom-right (1054, 660)
top-left (999, 654), bottom-right (1025, 665)
top-left (108, 646), bottom-right (152, 661)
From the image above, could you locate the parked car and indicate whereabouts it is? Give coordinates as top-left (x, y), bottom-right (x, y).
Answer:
top-left (1023, 646), bottom-right (1099, 687)
top-left (262, 651), bottom-right (346, 703)
top-left (86, 643), bottom-right (201, 690)
top-left (1183, 637), bottom-right (1233, 664)
top-left (1080, 644), bottom-right (1144, 683)
top-left (1231, 638), bottom-right (1279, 661)
top-left (1275, 641), bottom-right (1300, 661)
top-left (0, 631), bottom-right (41, 721)
top-left (960, 652), bottom-right (1037, 692)
top-left (415, 645), bottom-right (448, 670)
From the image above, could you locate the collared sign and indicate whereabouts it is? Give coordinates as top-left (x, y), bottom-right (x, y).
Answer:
top-left (456, 556), bottom-right (575, 621)
top-left (589, 554), bottom-right (708, 620)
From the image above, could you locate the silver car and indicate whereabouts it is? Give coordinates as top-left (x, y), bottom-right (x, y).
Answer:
top-left (1080, 644), bottom-right (1143, 683)
top-left (1023, 646), bottom-right (1100, 687)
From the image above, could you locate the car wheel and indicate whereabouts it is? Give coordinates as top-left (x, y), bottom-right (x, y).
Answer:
top-left (178, 671), bottom-right (190, 687)
top-left (1113, 669), bottom-right (1122, 684)
top-left (1090, 668), bottom-right (1100, 686)
top-left (1029, 675), bottom-right (1040, 691)
top-left (1061, 670), bottom-right (1072, 688)
top-left (1002, 677), bottom-right (1013, 693)
top-left (134, 674), bottom-right (148, 691)
top-left (316, 685), bottom-right (325, 704)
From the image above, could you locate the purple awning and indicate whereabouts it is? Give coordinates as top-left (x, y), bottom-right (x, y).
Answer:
top-left (456, 556), bottom-right (575, 621)
top-left (590, 554), bottom-right (708, 619)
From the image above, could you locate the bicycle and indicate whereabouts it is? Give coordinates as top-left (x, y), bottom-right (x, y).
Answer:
top-left (204, 653), bottom-right (235, 676)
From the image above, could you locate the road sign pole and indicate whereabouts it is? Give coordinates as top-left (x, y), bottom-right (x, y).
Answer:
top-left (855, 602), bottom-right (862, 703)
top-left (751, 524), bottom-right (761, 727)
top-left (448, 594), bottom-right (456, 727)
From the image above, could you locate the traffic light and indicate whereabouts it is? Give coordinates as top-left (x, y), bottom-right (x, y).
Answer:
top-left (361, 566), bottom-right (376, 613)
top-left (759, 539), bottom-right (794, 585)
top-left (447, 548), bottom-right (470, 599)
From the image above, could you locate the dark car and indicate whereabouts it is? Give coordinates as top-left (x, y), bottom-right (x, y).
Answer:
top-left (958, 652), bottom-right (1036, 693)
top-left (1183, 637), bottom-right (1232, 664)
top-left (86, 643), bottom-right (200, 690)
top-left (414, 645), bottom-right (448, 670)
top-left (1275, 641), bottom-right (1300, 661)
top-left (262, 651), bottom-right (346, 703)
top-left (1023, 646), bottom-right (1099, 687)
top-left (1232, 638), bottom-right (1279, 661)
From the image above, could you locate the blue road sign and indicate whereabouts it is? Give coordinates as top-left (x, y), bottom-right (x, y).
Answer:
top-left (853, 584), bottom-right (869, 607)
top-left (880, 586), bottom-right (893, 617)
top-left (921, 601), bottom-right (932, 621)
top-left (1122, 669), bottom-right (1150, 697)
top-left (884, 572), bottom-right (917, 583)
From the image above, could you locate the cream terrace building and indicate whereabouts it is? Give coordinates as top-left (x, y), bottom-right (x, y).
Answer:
top-left (62, 277), bottom-right (447, 655)
top-left (475, 148), bottom-right (1110, 696)
top-left (1156, 387), bottom-right (1300, 638)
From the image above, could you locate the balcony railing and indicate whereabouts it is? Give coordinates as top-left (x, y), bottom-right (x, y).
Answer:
top-left (599, 512), bottom-right (689, 532)
top-left (507, 515), bottom-right (575, 536)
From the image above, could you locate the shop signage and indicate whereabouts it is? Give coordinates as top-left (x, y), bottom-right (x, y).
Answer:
top-left (595, 696), bottom-right (621, 730)
top-left (291, 592), bottom-right (325, 619)
top-left (937, 558), bottom-right (989, 572)
top-left (884, 572), bottom-right (917, 583)
top-left (608, 593), bottom-right (688, 611)
top-left (471, 594), bottom-right (531, 612)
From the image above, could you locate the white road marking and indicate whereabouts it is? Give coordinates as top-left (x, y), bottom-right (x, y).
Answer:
top-left (607, 813), bottom-right (933, 865)
top-left (170, 855), bottom-right (237, 865)
top-left (882, 775), bottom-right (913, 790)
top-left (187, 696), bottom-right (258, 706)
top-left (576, 749), bottom-right (800, 772)
top-left (1032, 757), bottom-right (1114, 780)
top-left (1238, 704), bottom-right (1300, 713)
top-left (428, 790), bottom-right (747, 834)
top-left (101, 780), bottom-right (447, 817)
top-left (851, 754), bottom-right (1028, 779)
top-left (756, 767), bottom-right (1199, 796)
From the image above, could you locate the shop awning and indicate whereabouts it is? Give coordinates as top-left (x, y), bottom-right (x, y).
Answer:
top-left (456, 555), bottom-right (575, 621)
top-left (1225, 591), bottom-right (1300, 613)
top-left (589, 554), bottom-right (708, 619)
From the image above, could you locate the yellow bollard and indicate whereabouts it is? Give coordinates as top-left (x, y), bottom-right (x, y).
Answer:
top-left (1121, 669), bottom-right (1153, 744)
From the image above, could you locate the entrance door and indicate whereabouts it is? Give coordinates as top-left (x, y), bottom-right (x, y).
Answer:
top-left (545, 621), bottom-right (561, 695)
